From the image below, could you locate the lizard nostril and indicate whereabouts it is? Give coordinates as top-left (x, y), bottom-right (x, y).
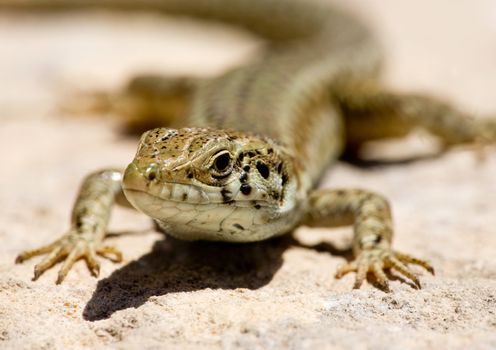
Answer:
top-left (144, 164), bottom-right (159, 181)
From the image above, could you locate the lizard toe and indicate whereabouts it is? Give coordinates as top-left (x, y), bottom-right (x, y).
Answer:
top-left (337, 247), bottom-right (432, 290)
top-left (96, 245), bottom-right (123, 263)
top-left (19, 230), bottom-right (120, 283)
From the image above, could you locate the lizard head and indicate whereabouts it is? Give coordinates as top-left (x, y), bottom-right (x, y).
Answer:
top-left (122, 127), bottom-right (298, 241)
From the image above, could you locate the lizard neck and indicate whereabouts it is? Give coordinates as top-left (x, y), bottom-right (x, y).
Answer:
top-left (176, 0), bottom-right (381, 186)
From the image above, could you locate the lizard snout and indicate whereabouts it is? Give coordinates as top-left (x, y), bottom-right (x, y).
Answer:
top-left (122, 162), bottom-right (149, 193)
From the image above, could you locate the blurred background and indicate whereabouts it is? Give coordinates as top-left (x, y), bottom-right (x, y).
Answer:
top-left (1, 0), bottom-right (495, 120)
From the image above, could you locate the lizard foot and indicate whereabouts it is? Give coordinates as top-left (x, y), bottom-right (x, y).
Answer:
top-left (335, 248), bottom-right (434, 291)
top-left (16, 232), bottom-right (122, 284)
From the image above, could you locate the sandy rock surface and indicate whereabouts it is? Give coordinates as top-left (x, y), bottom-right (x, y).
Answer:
top-left (1, 1), bottom-right (495, 349)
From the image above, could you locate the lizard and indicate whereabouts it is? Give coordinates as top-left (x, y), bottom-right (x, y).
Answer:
top-left (5, 0), bottom-right (495, 290)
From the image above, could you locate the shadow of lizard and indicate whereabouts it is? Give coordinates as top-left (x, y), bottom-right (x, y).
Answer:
top-left (82, 234), bottom-right (350, 321)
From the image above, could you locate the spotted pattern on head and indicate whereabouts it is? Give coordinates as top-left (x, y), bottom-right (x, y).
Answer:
top-left (125, 127), bottom-right (294, 207)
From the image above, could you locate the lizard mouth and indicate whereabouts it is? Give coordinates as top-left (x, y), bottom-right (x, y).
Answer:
top-left (122, 162), bottom-right (271, 208)
top-left (123, 163), bottom-right (217, 205)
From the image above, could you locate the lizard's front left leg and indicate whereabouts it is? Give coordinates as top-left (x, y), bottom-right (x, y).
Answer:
top-left (16, 169), bottom-right (127, 284)
top-left (301, 189), bottom-right (434, 291)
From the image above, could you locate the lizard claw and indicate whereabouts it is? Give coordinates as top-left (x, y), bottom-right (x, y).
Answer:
top-left (335, 248), bottom-right (434, 291)
top-left (16, 231), bottom-right (122, 284)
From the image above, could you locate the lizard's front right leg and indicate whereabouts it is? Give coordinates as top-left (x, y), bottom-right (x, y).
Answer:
top-left (16, 169), bottom-right (127, 284)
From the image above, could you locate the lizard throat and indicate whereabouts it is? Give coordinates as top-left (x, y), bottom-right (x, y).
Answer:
top-left (122, 187), bottom-right (282, 242)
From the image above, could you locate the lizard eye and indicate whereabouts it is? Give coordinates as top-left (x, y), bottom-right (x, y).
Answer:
top-left (211, 151), bottom-right (233, 177)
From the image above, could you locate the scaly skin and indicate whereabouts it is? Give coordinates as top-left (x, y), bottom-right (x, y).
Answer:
top-left (8, 0), bottom-right (495, 289)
